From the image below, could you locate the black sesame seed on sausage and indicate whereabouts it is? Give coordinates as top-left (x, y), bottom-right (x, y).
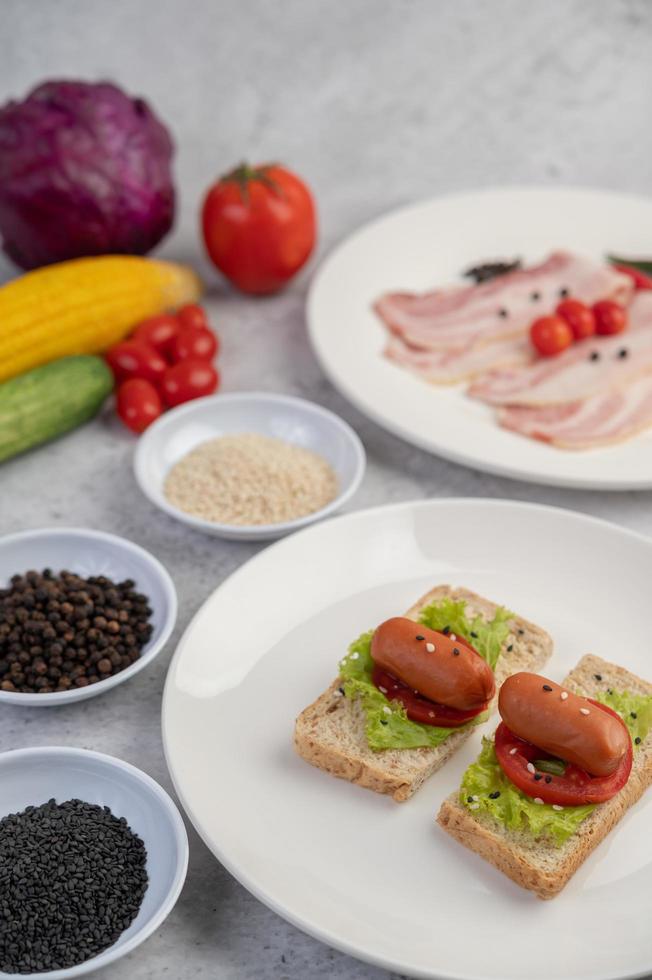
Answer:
top-left (415, 635), bottom-right (425, 641)
top-left (590, 351), bottom-right (600, 361)
top-left (542, 684), bottom-right (553, 691)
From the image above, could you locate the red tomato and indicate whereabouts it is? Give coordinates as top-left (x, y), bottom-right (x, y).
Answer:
top-left (170, 326), bottom-right (219, 363)
top-left (160, 359), bottom-right (219, 407)
top-left (116, 379), bottom-right (163, 434)
top-left (177, 303), bottom-right (209, 331)
top-left (202, 162), bottom-right (317, 295)
top-left (371, 665), bottom-right (487, 728)
top-left (494, 702), bottom-right (632, 806)
top-left (530, 315), bottom-right (573, 357)
top-left (556, 298), bottom-right (596, 340)
top-left (593, 300), bottom-right (628, 336)
top-left (132, 314), bottom-right (180, 356)
top-left (105, 340), bottom-right (167, 384)
top-left (611, 263), bottom-right (652, 291)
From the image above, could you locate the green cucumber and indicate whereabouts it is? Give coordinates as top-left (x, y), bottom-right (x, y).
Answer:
top-left (0, 355), bottom-right (113, 463)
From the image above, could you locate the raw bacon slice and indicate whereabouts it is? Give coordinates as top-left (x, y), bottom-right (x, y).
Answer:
top-left (498, 375), bottom-right (652, 449)
top-left (469, 293), bottom-right (652, 406)
top-left (385, 334), bottom-right (533, 384)
top-left (374, 252), bottom-right (632, 351)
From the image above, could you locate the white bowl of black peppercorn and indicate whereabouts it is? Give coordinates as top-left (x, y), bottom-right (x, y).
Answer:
top-left (0, 528), bottom-right (177, 706)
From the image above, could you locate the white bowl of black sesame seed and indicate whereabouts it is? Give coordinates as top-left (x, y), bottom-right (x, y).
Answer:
top-left (0, 745), bottom-right (188, 977)
top-left (0, 527), bottom-right (177, 706)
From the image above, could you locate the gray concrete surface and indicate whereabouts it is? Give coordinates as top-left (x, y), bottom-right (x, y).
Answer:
top-left (1, 0), bottom-right (652, 976)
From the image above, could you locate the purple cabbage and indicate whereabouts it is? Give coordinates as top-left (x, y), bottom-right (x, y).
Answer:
top-left (0, 80), bottom-right (175, 269)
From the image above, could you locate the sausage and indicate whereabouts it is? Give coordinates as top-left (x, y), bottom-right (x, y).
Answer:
top-left (498, 672), bottom-right (630, 776)
top-left (370, 617), bottom-right (495, 710)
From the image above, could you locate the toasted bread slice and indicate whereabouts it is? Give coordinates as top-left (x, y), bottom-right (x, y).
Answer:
top-left (293, 585), bottom-right (552, 802)
top-left (437, 654), bottom-right (652, 898)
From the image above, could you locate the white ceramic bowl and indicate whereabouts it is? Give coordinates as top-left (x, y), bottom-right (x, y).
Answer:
top-left (0, 528), bottom-right (177, 707)
top-left (133, 392), bottom-right (366, 541)
top-left (0, 746), bottom-right (188, 979)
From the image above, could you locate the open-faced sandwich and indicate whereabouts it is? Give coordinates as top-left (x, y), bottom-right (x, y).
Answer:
top-left (294, 585), bottom-right (552, 801)
top-left (437, 655), bottom-right (652, 898)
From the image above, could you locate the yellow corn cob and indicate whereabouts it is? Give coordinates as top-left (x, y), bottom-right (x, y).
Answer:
top-left (0, 255), bottom-right (202, 382)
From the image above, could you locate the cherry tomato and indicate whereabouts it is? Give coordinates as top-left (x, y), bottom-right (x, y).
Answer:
top-left (556, 298), bottom-right (596, 341)
top-left (593, 300), bottom-right (628, 336)
top-left (160, 359), bottom-right (219, 407)
top-left (177, 303), bottom-right (209, 331)
top-left (170, 326), bottom-right (219, 363)
top-left (132, 314), bottom-right (180, 357)
top-left (372, 665), bottom-right (487, 727)
top-left (105, 340), bottom-right (167, 384)
top-left (494, 701), bottom-right (632, 805)
top-left (116, 379), bottom-right (163, 434)
top-left (202, 162), bottom-right (317, 295)
top-left (530, 315), bottom-right (573, 357)
top-left (611, 263), bottom-right (652, 291)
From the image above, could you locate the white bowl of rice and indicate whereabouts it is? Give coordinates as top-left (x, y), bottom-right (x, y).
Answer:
top-left (133, 392), bottom-right (366, 541)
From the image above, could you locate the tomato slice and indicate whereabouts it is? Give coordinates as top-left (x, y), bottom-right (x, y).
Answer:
top-left (371, 665), bottom-right (487, 728)
top-left (495, 700), bottom-right (632, 805)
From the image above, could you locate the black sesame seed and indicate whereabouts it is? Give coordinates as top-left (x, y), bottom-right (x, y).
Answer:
top-left (635, 737), bottom-right (642, 745)
top-left (467, 795), bottom-right (474, 803)
top-left (470, 631), bottom-right (478, 638)
top-left (545, 775), bottom-right (552, 784)
top-left (498, 308), bottom-right (509, 318)
top-left (415, 635), bottom-right (425, 641)
top-left (618, 348), bottom-right (628, 359)
top-left (559, 287), bottom-right (570, 298)
top-left (442, 626), bottom-right (450, 635)
top-left (0, 799), bottom-right (148, 974)
top-left (452, 647), bottom-right (460, 656)
top-left (542, 684), bottom-right (553, 692)
top-left (338, 687), bottom-right (345, 695)
top-left (518, 628), bottom-right (524, 635)
top-left (507, 644), bottom-right (513, 652)
top-left (534, 773), bottom-right (543, 781)
top-left (380, 719), bottom-right (388, 725)
top-left (593, 674), bottom-right (602, 681)
top-left (590, 351), bottom-right (600, 361)
top-left (608, 688), bottom-right (613, 695)
top-left (531, 291), bottom-right (541, 301)
top-left (631, 711), bottom-right (637, 719)
top-left (488, 791), bottom-right (501, 799)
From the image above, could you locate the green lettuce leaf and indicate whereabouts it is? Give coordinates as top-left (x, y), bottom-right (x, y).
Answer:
top-left (594, 689), bottom-right (652, 745)
top-left (418, 598), bottom-right (512, 670)
top-left (460, 738), bottom-right (595, 845)
top-left (460, 688), bottom-right (652, 845)
top-left (338, 598), bottom-right (508, 752)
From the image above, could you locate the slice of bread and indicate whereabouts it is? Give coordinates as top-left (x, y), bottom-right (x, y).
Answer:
top-left (293, 585), bottom-right (553, 802)
top-left (437, 654), bottom-right (652, 899)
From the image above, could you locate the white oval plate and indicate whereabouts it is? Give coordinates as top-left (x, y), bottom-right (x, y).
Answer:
top-left (163, 498), bottom-right (652, 980)
top-left (307, 186), bottom-right (652, 489)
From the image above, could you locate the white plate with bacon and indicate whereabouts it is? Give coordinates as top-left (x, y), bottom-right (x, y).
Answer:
top-left (308, 186), bottom-right (652, 489)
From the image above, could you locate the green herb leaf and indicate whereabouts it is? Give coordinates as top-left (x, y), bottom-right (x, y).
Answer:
top-left (608, 255), bottom-right (652, 277)
top-left (533, 758), bottom-right (566, 776)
